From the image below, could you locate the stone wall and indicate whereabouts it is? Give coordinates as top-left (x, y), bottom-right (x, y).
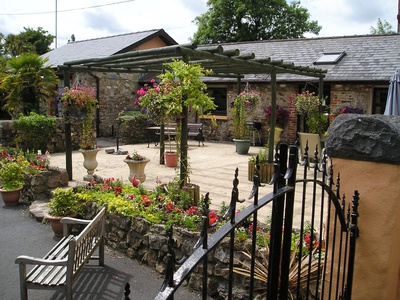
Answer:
top-left (21, 166), bottom-right (69, 204)
top-left (0, 118), bottom-right (90, 152)
top-left (83, 203), bottom-right (255, 299)
top-left (76, 72), bottom-right (139, 138)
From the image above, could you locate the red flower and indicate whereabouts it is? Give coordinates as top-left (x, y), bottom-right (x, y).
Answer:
top-left (141, 195), bottom-right (152, 207)
top-left (209, 211), bottom-right (218, 226)
top-left (166, 201), bottom-right (174, 212)
top-left (114, 186), bottom-right (122, 196)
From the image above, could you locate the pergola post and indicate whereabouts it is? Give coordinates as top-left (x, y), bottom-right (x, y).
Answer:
top-left (268, 69), bottom-right (277, 164)
top-left (180, 55), bottom-right (189, 186)
top-left (63, 70), bottom-right (73, 181)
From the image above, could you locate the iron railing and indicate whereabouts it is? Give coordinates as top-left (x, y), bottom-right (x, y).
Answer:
top-left (146, 142), bottom-right (359, 300)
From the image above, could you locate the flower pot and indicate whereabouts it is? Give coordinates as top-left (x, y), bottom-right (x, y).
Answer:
top-left (44, 213), bottom-right (76, 237)
top-left (233, 139), bottom-right (251, 155)
top-left (248, 161), bottom-right (274, 184)
top-left (164, 152), bottom-right (178, 167)
top-left (124, 158), bottom-right (150, 183)
top-left (0, 187), bottom-right (23, 206)
top-left (79, 148), bottom-right (101, 181)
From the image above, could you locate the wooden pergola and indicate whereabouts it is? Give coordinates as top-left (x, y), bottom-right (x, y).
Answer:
top-left (59, 43), bottom-right (326, 181)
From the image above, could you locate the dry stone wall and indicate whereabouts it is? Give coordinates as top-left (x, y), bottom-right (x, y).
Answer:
top-left (83, 202), bottom-right (257, 299)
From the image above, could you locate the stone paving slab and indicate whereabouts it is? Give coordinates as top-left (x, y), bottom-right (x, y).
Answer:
top-left (49, 139), bottom-right (264, 214)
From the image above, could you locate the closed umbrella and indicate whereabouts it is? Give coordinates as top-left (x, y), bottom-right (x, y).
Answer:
top-left (384, 70), bottom-right (400, 116)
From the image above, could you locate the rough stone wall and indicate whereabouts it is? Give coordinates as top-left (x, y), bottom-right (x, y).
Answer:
top-left (77, 72), bottom-right (140, 138)
top-left (0, 119), bottom-right (84, 152)
top-left (82, 203), bottom-right (257, 299)
top-left (21, 166), bottom-right (69, 203)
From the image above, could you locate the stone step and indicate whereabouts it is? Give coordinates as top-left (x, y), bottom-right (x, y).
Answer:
top-left (29, 200), bottom-right (49, 221)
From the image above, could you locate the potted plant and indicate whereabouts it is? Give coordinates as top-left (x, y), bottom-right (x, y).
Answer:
top-left (291, 91), bottom-right (328, 135)
top-left (59, 85), bottom-right (100, 181)
top-left (45, 187), bottom-right (82, 237)
top-left (137, 60), bottom-right (216, 184)
top-left (0, 161), bottom-right (25, 206)
top-left (230, 88), bottom-right (260, 154)
top-left (124, 150), bottom-right (150, 183)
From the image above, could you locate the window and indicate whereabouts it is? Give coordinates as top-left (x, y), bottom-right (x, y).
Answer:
top-left (207, 87), bottom-right (227, 116)
top-left (314, 52), bottom-right (346, 65)
top-left (372, 88), bottom-right (388, 114)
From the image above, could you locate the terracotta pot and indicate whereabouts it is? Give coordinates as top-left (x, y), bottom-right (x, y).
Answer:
top-left (164, 152), bottom-right (178, 167)
top-left (0, 187), bottom-right (22, 206)
top-left (79, 148), bottom-right (101, 181)
top-left (124, 158), bottom-right (150, 182)
top-left (45, 213), bottom-right (76, 237)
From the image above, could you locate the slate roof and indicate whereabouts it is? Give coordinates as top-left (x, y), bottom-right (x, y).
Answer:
top-left (42, 29), bottom-right (177, 68)
top-left (204, 34), bottom-right (400, 83)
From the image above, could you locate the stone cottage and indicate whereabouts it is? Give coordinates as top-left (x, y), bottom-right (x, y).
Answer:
top-left (42, 32), bottom-right (400, 145)
top-left (42, 29), bottom-right (178, 140)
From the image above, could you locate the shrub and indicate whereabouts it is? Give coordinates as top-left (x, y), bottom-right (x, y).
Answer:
top-left (14, 112), bottom-right (57, 152)
top-left (48, 188), bottom-right (83, 217)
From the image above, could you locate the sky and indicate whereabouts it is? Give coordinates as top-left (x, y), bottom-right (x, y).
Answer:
top-left (0, 0), bottom-right (397, 49)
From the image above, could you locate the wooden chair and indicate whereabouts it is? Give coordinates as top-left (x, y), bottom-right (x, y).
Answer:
top-left (297, 132), bottom-right (322, 166)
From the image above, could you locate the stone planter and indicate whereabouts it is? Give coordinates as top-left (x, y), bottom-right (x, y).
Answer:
top-left (233, 139), bottom-right (251, 154)
top-left (79, 148), bottom-right (101, 181)
top-left (124, 158), bottom-right (150, 183)
top-left (248, 161), bottom-right (274, 184)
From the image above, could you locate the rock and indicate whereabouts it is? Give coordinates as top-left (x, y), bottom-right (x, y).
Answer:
top-left (326, 114), bottom-right (400, 164)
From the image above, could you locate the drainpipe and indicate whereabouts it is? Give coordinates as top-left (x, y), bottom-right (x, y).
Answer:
top-left (89, 73), bottom-right (100, 137)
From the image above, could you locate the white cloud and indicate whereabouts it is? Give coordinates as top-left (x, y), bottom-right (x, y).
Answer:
top-left (0, 0), bottom-right (397, 50)
top-left (302, 0), bottom-right (397, 37)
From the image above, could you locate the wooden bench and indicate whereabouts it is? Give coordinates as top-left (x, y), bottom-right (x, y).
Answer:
top-left (15, 205), bottom-right (107, 300)
top-left (147, 123), bottom-right (204, 147)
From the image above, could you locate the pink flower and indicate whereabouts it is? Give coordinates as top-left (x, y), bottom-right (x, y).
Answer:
top-left (187, 206), bottom-right (198, 215)
top-left (131, 175), bottom-right (141, 187)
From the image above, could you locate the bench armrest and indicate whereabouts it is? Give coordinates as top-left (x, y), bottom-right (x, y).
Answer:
top-left (15, 255), bottom-right (68, 266)
top-left (60, 217), bottom-right (91, 225)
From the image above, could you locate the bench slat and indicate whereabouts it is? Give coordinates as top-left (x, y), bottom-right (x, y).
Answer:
top-left (26, 236), bottom-right (73, 283)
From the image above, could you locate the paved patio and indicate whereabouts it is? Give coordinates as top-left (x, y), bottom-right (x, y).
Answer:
top-left (50, 139), bottom-right (271, 215)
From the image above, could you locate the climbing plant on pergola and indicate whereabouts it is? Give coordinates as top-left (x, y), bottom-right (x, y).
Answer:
top-left (59, 43), bottom-right (326, 181)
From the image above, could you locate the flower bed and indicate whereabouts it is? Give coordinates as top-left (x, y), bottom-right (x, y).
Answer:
top-left (65, 177), bottom-right (325, 298)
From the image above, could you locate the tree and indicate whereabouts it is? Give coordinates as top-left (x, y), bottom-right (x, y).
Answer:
top-left (370, 18), bottom-right (396, 35)
top-left (192, 0), bottom-right (321, 44)
top-left (0, 53), bottom-right (59, 118)
top-left (2, 27), bottom-right (54, 57)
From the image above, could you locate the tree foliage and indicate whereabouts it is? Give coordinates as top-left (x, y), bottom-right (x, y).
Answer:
top-left (370, 18), bottom-right (396, 35)
top-left (0, 53), bottom-right (59, 117)
top-left (1, 27), bottom-right (54, 57)
top-left (192, 0), bottom-right (321, 44)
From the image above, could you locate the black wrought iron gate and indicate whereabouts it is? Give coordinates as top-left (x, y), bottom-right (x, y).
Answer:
top-left (142, 143), bottom-right (360, 300)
